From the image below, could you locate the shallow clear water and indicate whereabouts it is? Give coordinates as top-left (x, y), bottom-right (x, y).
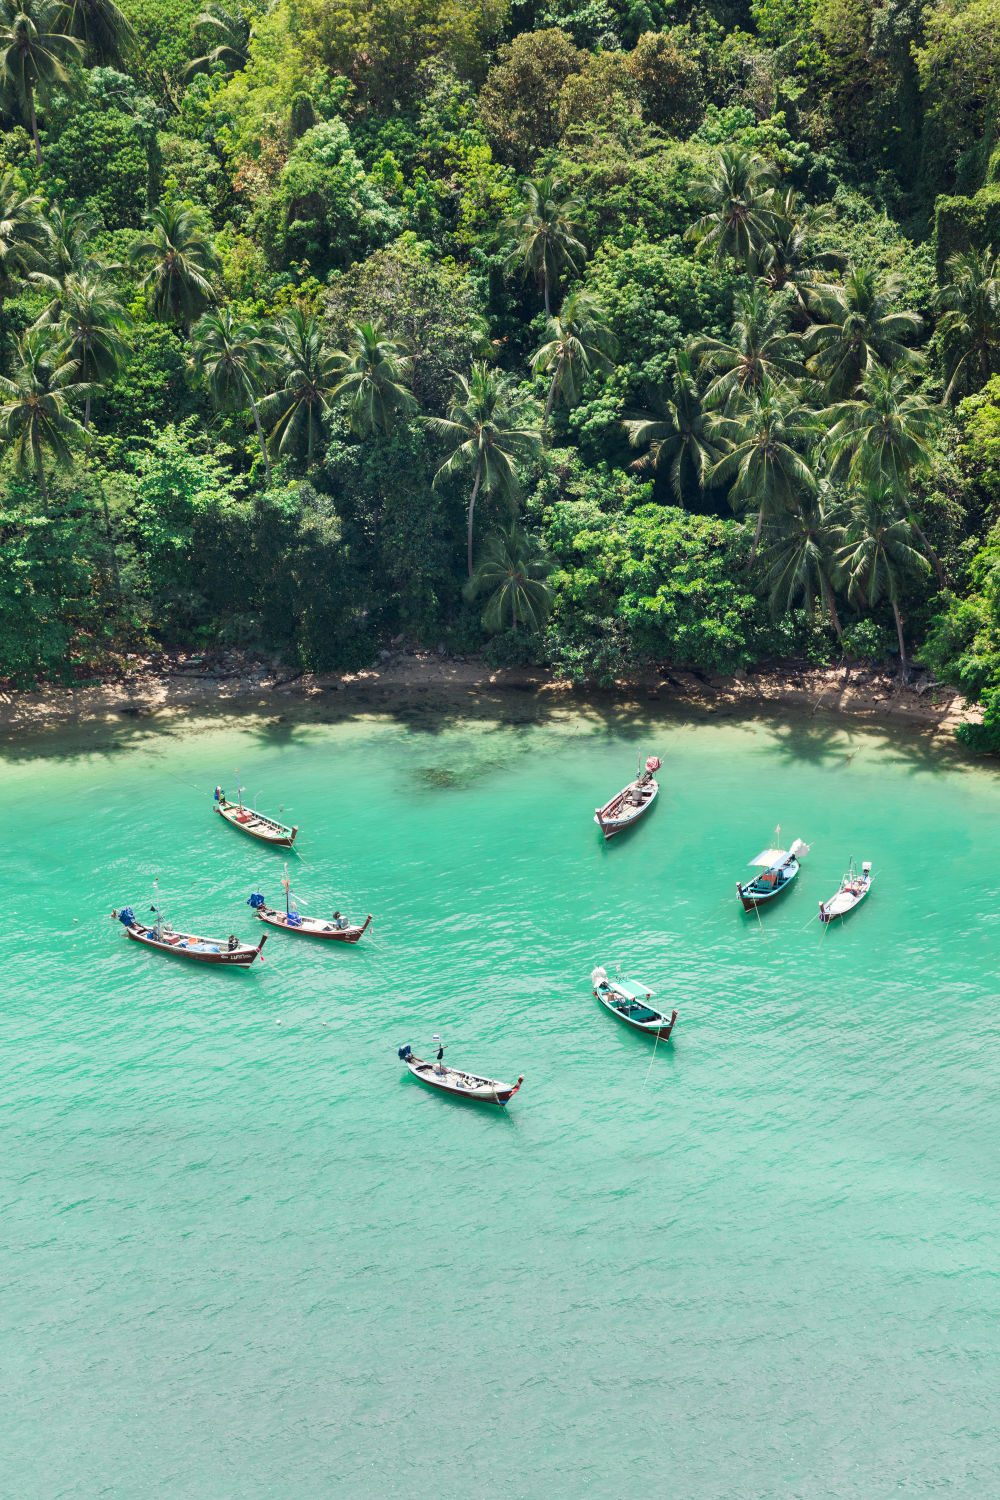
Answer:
top-left (5, 702), bottom-right (1000, 1497)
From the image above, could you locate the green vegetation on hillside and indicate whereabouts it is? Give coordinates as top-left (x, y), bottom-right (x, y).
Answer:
top-left (5, 0), bottom-right (1000, 745)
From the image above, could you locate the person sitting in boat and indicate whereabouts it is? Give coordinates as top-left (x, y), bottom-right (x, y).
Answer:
top-left (331, 911), bottom-right (348, 930)
top-left (228, 934), bottom-right (238, 951)
top-left (628, 785), bottom-right (643, 806)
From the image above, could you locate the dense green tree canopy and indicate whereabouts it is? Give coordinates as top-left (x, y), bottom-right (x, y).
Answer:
top-left (0, 0), bottom-right (995, 755)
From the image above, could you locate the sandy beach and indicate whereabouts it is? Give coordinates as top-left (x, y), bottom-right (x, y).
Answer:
top-left (0, 647), bottom-right (982, 743)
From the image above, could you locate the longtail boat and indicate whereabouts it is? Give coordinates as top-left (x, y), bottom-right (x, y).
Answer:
top-left (591, 967), bottom-right (678, 1039)
top-left (736, 828), bottom-right (810, 911)
top-left (819, 860), bottom-right (872, 923)
top-left (111, 905), bottom-right (267, 966)
top-left (397, 1042), bottom-right (524, 1106)
top-left (248, 870), bottom-right (372, 941)
top-left (214, 781), bottom-right (297, 847)
top-left (594, 753), bottom-right (661, 840)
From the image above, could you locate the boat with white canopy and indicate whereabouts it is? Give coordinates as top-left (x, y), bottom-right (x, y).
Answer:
top-left (819, 860), bottom-right (872, 922)
top-left (736, 828), bottom-right (809, 911)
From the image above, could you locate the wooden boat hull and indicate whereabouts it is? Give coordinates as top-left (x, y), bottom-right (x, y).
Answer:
top-left (123, 923), bottom-right (266, 966)
top-left (216, 799), bottom-right (297, 847)
top-left (402, 1055), bottom-right (524, 1105)
top-left (594, 779), bottom-right (659, 840)
top-left (593, 982), bottom-right (677, 1039)
top-left (254, 909), bottom-right (372, 941)
top-left (737, 861), bottom-right (800, 911)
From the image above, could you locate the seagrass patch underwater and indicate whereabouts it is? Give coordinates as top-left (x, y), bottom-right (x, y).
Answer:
top-left (4, 702), bottom-right (1000, 1497)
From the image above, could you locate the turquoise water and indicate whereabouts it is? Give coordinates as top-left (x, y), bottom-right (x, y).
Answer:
top-left (5, 702), bottom-right (1000, 1497)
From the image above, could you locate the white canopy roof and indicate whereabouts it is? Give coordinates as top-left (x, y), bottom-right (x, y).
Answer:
top-left (749, 847), bottom-right (787, 869)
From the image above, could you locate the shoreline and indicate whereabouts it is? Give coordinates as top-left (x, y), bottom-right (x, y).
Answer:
top-left (0, 649), bottom-right (983, 744)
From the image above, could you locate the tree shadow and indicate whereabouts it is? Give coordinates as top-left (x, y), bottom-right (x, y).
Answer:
top-left (0, 681), bottom-right (992, 793)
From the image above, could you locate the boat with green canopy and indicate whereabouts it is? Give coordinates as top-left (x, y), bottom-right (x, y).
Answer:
top-left (591, 967), bottom-right (678, 1040)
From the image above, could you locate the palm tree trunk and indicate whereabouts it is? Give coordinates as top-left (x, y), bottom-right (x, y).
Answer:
top-left (35, 448), bottom-right (48, 507)
top-left (100, 484), bottom-right (123, 598)
top-left (892, 599), bottom-right (908, 678)
top-left (84, 392), bottom-right (91, 432)
top-left (27, 83), bottom-right (42, 167)
top-left (467, 463), bottom-right (483, 580)
top-left (250, 396), bottom-right (273, 485)
top-left (750, 507), bottom-right (763, 562)
top-left (543, 267), bottom-right (551, 318)
top-left (822, 578), bottom-right (843, 642)
top-left (542, 370), bottom-right (559, 437)
top-left (911, 518), bottom-right (945, 586)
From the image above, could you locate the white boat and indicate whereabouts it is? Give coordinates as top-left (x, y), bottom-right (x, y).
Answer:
top-left (397, 1044), bottom-right (524, 1106)
top-left (594, 754), bottom-right (661, 839)
top-left (591, 967), bottom-right (678, 1039)
top-left (819, 860), bottom-right (872, 922)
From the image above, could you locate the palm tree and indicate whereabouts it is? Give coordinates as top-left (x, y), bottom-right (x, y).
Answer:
top-left (757, 486), bottom-right (844, 639)
top-left (465, 525), bottom-right (554, 634)
top-left (623, 346), bottom-right (721, 502)
top-left (823, 362), bottom-right (942, 495)
top-left (0, 169), bottom-right (46, 329)
top-left (424, 362), bottom-right (542, 578)
top-left (48, 273), bottom-right (130, 428)
top-left (691, 287), bottom-right (804, 408)
top-left (36, 205), bottom-right (110, 285)
top-left (806, 266), bottom-right (924, 399)
top-left (0, 324), bottom-right (89, 500)
top-left (128, 202), bottom-right (219, 329)
top-left (758, 189), bottom-right (845, 310)
top-left (531, 290), bottom-right (617, 433)
top-left (329, 320), bottom-right (417, 437)
top-left (0, 0), bottom-right (84, 165)
top-left (685, 147), bottom-right (777, 268)
top-left (934, 246), bottom-right (1000, 404)
top-left (823, 362), bottom-right (944, 582)
top-left (502, 175), bottom-right (586, 316)
top-left (257, 307), bottom-right (342, 464)
top-left (835, 485), bottom-right (932, 674)
top-left (182, 1), bottom-right (249, 79)
top-left (192, 307), bottom-right (276, 481)
top-left (709, 378), bottom-right (820, 555)
top-left (62, 0), bottom-right (134, 65)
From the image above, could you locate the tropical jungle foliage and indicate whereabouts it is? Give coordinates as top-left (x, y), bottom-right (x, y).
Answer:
top-left (2, 0), bottom-right (1000, 749)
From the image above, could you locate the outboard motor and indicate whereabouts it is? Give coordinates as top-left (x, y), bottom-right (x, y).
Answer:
top-left (398, 1044), bottom-right (413, 1061)
top-left (116, 907), bottom-right (136, 927)
top-left (215, 786), bottom-right (224, 802)
top-left (248, 893), bottom-right (266, 909)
